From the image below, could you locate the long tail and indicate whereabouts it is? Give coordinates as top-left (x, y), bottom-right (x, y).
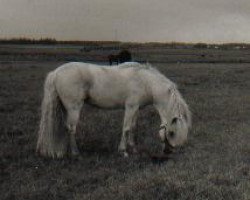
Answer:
top-left (36, 71), bottom-right (68, 158)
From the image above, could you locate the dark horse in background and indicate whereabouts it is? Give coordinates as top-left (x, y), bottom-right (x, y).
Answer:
top-left (108, 50), bottom-right (132, 65)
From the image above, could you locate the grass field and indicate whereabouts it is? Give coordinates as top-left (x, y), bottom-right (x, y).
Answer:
top-left (0, 57), bottom-right (250, 199)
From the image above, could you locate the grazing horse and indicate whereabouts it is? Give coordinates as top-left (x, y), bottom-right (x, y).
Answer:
top-left (108, 50), bottom-right (132, 65)
top-left (108, 54), bottom-right (119, 65)
top-left (37, 62), bottom-right (191, 158)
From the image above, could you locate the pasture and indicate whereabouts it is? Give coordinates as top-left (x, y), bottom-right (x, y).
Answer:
top-left (0, 48), bottom-right (250, 199)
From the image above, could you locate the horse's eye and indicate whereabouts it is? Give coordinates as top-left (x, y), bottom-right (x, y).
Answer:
top-left (169, 131), bottom-right (175, 138)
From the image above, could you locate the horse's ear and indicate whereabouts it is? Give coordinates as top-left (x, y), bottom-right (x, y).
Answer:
top-left (171, 117), bottom-right (178, 124)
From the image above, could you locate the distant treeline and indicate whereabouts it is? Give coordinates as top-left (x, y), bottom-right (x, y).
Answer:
top-left (0, 38), bottom-right (58, 44)
top-left (0, 38), bottom-right (120, 45)
top-left (0, 38), bottom-right (249, 49)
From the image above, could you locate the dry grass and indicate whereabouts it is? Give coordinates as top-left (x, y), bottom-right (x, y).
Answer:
top-left (0, 60), bottom-right (250, 200)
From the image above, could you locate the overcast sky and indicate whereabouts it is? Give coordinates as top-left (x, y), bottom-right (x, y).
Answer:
top-left (0, 0), bottom-right (249, 43)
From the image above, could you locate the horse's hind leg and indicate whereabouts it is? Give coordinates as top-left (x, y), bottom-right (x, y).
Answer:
top-left (66, 106), bottom-right (82, 156)
top-left (62, 95), bottom-right (84, 157)
top-left (55, 70), bottom-right (88, 157)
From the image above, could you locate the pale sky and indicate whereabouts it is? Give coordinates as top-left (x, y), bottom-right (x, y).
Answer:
top-left (0, 0), bottom-right (250, 43)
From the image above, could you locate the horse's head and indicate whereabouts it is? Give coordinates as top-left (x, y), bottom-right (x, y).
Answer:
top-left (158, 116), bottom-right (190, 154)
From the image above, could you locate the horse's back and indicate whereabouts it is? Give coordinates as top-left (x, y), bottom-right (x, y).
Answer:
top-left (87, 64), bottom-right (147, 107)
top-left (53, 62), bottom-right (129, 108)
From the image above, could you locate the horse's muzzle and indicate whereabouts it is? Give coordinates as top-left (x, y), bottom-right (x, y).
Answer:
top-left (163, 138), bottom-right (174, 154)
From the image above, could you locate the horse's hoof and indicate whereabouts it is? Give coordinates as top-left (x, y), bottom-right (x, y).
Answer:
top-left (132, 147), bottom-right (138, 154)
top-left (72, 152), bottom-right (80, 157)
top-left (71, 149), bottom-right (80, 157)
top-left (163, 147), bottom-right (173, 154)
top-left (151, 154), bottom-right (170, 164)
top-left (118, 150), bottom-right (129, 158)
top-left (76, 155), bottom-right (83, 161)
top-left (123, 152), bottom-right (129, 157)
top-left (127, 144), bottom-right (138, 155)
top-left (70, 153), bottom-right (83, 161)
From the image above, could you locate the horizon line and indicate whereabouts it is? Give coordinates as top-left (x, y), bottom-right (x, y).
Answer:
top-left (0, 37), bottom-right (250, 45)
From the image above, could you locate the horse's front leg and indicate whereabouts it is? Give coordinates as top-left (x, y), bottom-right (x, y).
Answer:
top-left (127, 111), bottom-right (138, 153)
top-left (119, 104), bottom-right (138, 157)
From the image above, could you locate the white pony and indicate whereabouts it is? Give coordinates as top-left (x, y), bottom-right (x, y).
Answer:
top-left (37, 62), bottom-right (191, 158)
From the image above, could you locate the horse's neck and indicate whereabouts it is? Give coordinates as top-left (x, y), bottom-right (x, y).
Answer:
top-left (171, 90), bottom-right (182, 117)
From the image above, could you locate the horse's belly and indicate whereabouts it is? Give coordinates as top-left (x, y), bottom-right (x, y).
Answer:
top-left (87, 88), bottom-right (126, 108)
